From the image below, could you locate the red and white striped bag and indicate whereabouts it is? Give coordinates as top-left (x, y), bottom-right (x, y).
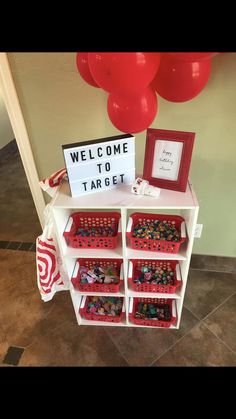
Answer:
top-left (39, 168), bottom-right (67, 198)
top-left (37, 169), bottom-right (69, 301)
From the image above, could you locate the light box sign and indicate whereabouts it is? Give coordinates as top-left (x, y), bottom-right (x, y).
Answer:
top-left (62, 134), bottom-right (135, 197)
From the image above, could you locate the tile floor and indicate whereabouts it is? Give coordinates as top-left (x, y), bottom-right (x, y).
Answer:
top-left (0, 247), bottom-right (235, 367)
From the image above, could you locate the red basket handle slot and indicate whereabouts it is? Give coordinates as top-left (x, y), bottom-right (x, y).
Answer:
top-left (121, 299), bottom-right (126, 319)
top-left (117, 218), bottom-right (122, 236)
top-left (72, 261), bottom-right (80, 280)
top-left (175, 263), bottom-right (182, 288)
top-left (171, 300), bottom-right (177, 324)
top-left (79, 295), bottom-right (87, 315)
top-left (126, 217), bottom-right (133, 238)
top-left (63, 216), bottom-right (74, 237)
top-left (71, 261), bottom-right (80, 290)
top-left (128, 260), bottom-right (133, 280)
top-left (120, 263), bottom-right (124, 282)
top-left (180, 221), bottom-right (187, 244)
top-left (129, 297), bottom-right (134, 314)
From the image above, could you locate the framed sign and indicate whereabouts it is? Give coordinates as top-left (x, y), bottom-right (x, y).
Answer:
top-left (143, 128), bottom-right (195, 192)
top-left (62, 134), bottom-right (135, 197)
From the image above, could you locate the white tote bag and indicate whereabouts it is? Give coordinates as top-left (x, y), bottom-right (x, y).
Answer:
top-left (36, 168), bottom-right (69, 302)
top-left (36, 204), bottom-right (69, 302)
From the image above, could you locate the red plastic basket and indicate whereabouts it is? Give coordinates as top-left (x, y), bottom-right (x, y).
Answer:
top-left (71, 258), bottom-right (123, 293)
top-left (126, 212), bottom-right (186, 253)
top-left (79, 296), bottom-right (125, 323)
top-left (63, 212), bottom-right (121, 249)
top-left (129, 297), bottom-right (177, 328)
top-left (128, 260), bottom-right (182, 293)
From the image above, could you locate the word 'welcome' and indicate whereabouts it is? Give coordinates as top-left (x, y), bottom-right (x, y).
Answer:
top-left (70, 142), bottom-right (128, 163)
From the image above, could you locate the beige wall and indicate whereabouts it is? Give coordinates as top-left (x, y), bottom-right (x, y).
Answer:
top-left (7, 53), bottom-right (236, 257)
top-left (0, 89), bottom-right (14, 149)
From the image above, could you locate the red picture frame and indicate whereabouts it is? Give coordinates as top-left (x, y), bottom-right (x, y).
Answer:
top-left (143, 128), bottom-right (195, 192)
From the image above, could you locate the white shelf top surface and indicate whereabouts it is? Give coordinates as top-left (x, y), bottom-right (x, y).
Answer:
top-left (79, 318), bottom-right (177, 329)
top-left (52, 179), bottom-right (199, 209)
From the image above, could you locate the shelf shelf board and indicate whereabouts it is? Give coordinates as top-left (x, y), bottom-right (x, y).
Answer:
top-left (125, 245), bottom-right (187, 260)
top-left (64, 236), bottom-right (123, 259)
top-left (53, 180), bottom-right (199, 209)
top-left (71, 283), bottom-right (125, 298)
top-left (126, 288), bottom-right (182, 299)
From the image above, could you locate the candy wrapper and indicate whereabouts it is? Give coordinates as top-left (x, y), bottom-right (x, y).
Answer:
top-left (131, 177), bottom-right (161, 198)
top-left (36, 168), bottom-right (69, 301)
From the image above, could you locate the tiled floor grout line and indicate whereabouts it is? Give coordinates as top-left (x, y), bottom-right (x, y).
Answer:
top-left (183, 289), bottom-right (236, 324)
top-left (148, 307), bottom-right (201, 366)
top-left (45, 318), bottom-right (76, 336)
top-left (29, 243), bottom-right (36, 251)
top-left (201, 290), bottom-right (236, 322)
top-left (102, 327), bottom-right (131, 366)
top-left (181, 304), bottom-right (202, 322)
top-left (149, 314), bottom-right (236, 367)
top-left (0, 241), bottom-right (37, 251)
top-left (202, 321), bottom-right (236, 357)
top-left (149, 322), bottom-right (201, 366)
top-left (190, 268), bottom-right (236, 275)
top-left (182, 298), bottom-right (236, 357)
top-left (150, 293), bottom-right (236, 365)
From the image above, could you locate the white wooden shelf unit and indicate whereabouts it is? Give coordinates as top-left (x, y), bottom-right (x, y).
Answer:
top-left (51, 180), bottom-right (199, 329)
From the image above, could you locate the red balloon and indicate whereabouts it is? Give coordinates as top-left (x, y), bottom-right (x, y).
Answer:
top-left (153, 55), bottom-right (211, 102)
top-left (107, 87), bottom-right (158, 133)
top-left (167, 52), bottom-right (218, 61)
top-left (88, 52), bottom-right (161, 95)
top-left (76, 53), bottom-right (100, 87)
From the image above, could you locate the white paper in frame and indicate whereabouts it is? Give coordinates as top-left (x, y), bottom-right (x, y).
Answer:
top-left (151, 140), bottom-right (183, 181)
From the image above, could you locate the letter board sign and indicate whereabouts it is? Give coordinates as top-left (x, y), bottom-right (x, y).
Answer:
top-left (62, 134), bottom-right (135, 197)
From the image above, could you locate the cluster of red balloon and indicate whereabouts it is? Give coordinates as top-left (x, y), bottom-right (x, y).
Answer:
top-left (76, 52), bottom-right (218, 133)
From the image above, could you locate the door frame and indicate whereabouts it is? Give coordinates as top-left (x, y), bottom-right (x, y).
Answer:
top-left (0, 53), bottom-right (45, 228)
